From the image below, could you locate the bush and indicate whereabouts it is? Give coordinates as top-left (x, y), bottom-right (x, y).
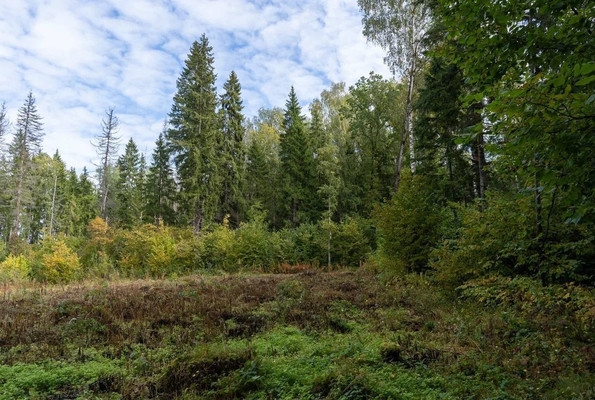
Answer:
top-left (375, 174), bottom-right (448, 273)
top-left (327, 217), bottom-right (374, 267)
top-left (110, 225), bottom-right (188, 278)
top-left (231, 219), bottom-right (283, 271)
top-left (431, 191), bottom-right (595, 287)
top-left (200, 223), bottom-right (236, 271)
top-left (37, 238), bottom-right (81, 284)
top-left (0, 254), bottom-right (30, 283)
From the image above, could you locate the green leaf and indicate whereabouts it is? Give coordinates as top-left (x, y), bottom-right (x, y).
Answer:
top-left (576, 76), bottom-right (595, 86)
top-left (579, 63), bottom-right (595, 76)
top-left (586, 94), bottom-right (595, 105)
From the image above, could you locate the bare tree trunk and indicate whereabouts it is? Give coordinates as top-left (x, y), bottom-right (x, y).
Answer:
top-left (9, 148), bottom-right (27, 244)
top-left (394, 65), bottom-right (416, 192)
top-left (406, 67), bottom-right (416, 173)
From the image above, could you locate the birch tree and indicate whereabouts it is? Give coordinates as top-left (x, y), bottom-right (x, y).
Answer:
top-left (358, 0), bottom-right (432, 190)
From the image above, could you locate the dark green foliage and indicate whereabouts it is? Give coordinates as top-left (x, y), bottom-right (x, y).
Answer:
top-left (218, 71), bottom-right (246, 227)
top-left (8, 92), bottom-right (44, 245)
top-left (279, 87), bottom-right (320, 226)
top-left (114, 138), bottom-right (144, 228)
top-left (375, 174), bottom-right (447, 273)
top-left (432, 192), bottom-right (595, 287)
top-left (342, 73), bottom-right (403, 216)
top-left (145, 131), bottom-right (177, 226)
top-left (414, 57), bottom-right (478, 205)
top-left (168, 35), bottom-right (221, 233)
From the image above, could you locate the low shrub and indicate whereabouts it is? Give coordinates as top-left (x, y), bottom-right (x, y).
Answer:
top-left (33, 237), bottom-right (81, 284)
top-left (375, 174), bottom-right (448, 273)
top-left (0, 254), bottom-right (30, 283)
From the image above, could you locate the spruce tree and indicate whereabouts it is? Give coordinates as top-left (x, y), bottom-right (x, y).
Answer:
top-left (145, 130), bottom-right (177, 226)
top-left (218, 71), bottom-right (246, 227)
top-left (279, 87), bottom-right (317, 226)
top-left (168, 34), bottom-right (221, 234)
top-left (115, 138), bottom-right (143, 227)
top-left (8, 92), bottom-right (44, 244)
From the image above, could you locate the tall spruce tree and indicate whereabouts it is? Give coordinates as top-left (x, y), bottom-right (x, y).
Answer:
top-left (279, 87), bottom-right (317, 226)
top-left (8, 92), bottom-right (44, 244)
top-left (145, 130), bottom-right (177, 226)
top-left (218, 71), bottom-right (246, 227)
top-left (168, 34), bottom-right (221, 234)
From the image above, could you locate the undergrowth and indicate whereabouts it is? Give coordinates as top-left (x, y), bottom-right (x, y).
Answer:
top-left (0, 269), bottom-right (593, 399)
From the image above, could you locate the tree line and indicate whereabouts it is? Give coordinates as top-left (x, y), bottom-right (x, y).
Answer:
top-left (1, 0), bottom-right (593, 286)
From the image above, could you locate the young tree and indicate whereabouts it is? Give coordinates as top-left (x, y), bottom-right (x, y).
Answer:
top-left (114, 138), bottom-right (143, 227)
top-left (145, 129), bottom-right (177, 226)
top-left (93, 108), bottom-right (121, 221)
top-left (218, 70), bottom-right (246, 227)
top-left (358, 0), bottom-right (433, 189)
top-left (8, 92), bottom-right (44, 244)
top-left (167, 34), bottom-right (221, 234)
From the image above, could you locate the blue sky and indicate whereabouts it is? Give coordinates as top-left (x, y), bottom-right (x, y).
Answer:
top-left (0, 0), bottom-right (390, 172)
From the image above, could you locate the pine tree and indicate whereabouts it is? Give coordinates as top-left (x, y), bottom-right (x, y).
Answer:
top-left (145, 130), bottom-right (177, 226)
top-left (167, 34), bottom-right (221, 234)
top-left (218, 70), bottom-right (246, 227)
top-left (279, 87), bottom-right (317, 226)
top-left (92, 108), bottom-right (121, 221)
top-left (8, 92), bottom-right (44, 244)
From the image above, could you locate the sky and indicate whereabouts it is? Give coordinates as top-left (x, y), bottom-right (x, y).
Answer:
top-left (0, 0), bottom-right (391, 172)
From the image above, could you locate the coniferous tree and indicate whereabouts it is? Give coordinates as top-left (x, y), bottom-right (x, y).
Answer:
top-left (279, 87), bottom-right (317, 226)
top-left (145, 131), bottom-right (177, 226)
top-left (76, 167), bottom-right (97, 235)
top-left (218, 70), bottom-right (246, 227)
top-left (168, 34), bottom-right (221, 234)
top-left (114, 138), bottom-right (143, 228)
top-left (8, 92), bottom-right (44, 244)
top-left (93, 108), bottom-right (121, 221)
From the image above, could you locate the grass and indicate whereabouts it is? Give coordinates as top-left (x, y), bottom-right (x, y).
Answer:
top-left (0, 268), bottom-right (593, 399)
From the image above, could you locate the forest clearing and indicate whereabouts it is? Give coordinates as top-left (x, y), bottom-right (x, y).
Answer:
top-left (1, 268), bottom-right (594, 399)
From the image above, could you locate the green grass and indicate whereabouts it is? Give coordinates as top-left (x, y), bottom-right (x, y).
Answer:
top-left (0, 269), bottom-right (593, 399)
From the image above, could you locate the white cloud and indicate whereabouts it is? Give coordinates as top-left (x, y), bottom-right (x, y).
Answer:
top-left (0, 0), bottom-right (390, 172)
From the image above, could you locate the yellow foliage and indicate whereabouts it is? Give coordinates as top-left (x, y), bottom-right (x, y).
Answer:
top-left (42, 239), bottom-right (81, 284)
top-left (87, 217), bottom-right (109, 239)
top-left (0, 254), bottom-right (30, 282)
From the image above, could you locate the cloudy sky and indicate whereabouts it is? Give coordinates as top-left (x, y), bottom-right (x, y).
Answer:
top-left (0, 0), bottom-right (390, 172)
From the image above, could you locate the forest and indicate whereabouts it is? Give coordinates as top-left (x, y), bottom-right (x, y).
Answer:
top-left (0, 0), bottom-right (594, 398)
